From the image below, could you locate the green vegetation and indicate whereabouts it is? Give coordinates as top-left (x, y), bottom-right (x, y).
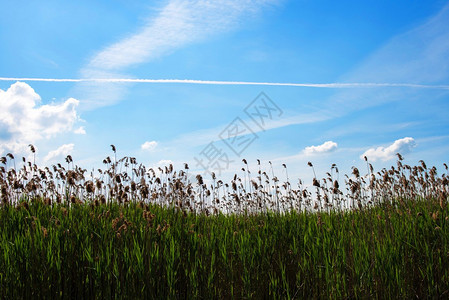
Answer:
top-left (0, 147), bottom-right (448, 298)
top-left (0, 197), bottom-right (448, 298)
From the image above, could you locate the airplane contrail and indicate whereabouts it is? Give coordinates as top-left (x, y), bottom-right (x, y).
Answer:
top-left (0, 77), bottom-right (449, 89)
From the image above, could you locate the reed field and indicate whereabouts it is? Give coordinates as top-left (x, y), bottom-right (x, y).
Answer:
top-left (0, 145), bottom-right (448, 298)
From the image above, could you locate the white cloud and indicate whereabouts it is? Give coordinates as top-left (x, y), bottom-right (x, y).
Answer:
top-left (2, 77), bottom-right (448, 89)
top-left (0, 82), bottom-right (80, 155)
top-left (44, 144), bottom-right (75, 162)
top-left (157, 159), bottom-right (173, 166)
top-left (141, 140), bottom-right (158, 151)
top-left (87, 0), bottom-right (278, 71)
top-left (303, 141), bottom-right (338, 155)
top-left (75, 0), bottom-right (280, 110)
top-left (74, 126), bottom-right (86, 135)
top-left (361, 137), bottom-right (416, 161)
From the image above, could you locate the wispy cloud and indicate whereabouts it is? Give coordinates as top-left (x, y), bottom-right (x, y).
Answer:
top-left (3, 2), bottom-right (449, 112)
top-left (1, 77), bottom-right (449, 89)
top-left (86, 0), bottom-right (279, 72)
top-left (326, 3), bottom-right (449, 115)
top-left (168, 109), bottom-right (332, 151)
top-left (321, 121), bottom-right (422, 140)
top-left (73, 0), bottom-right (280, 109)
top-left (361, 137), bottom-right (416, 161)
top-left (345, 4), bottom-right (449, 85)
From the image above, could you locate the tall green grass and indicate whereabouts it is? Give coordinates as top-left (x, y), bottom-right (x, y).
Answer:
top-left (1, 148), bottom-right (448, 297)
top-left (1, 197), bottom-right (448, 299)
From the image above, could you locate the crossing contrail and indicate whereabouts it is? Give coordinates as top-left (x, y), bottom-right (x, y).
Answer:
top-left (0, 77), bottom-right (449, 89)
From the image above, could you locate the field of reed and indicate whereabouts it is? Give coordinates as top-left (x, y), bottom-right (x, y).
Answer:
top-left (0, 145), bottom-right (448, 298)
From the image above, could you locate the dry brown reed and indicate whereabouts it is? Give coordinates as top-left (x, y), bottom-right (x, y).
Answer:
top-left (0, 146), bottom-right (448, 214)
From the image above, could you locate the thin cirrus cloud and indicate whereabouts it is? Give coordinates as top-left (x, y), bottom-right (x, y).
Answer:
top-left (303, 141), bottom-right (338, 155)
top-left (326, 3), bottom-right (449, 116)
top-left (361, 137), bottom-right (416, 162)
top-left (74, 0), bottom-right (281, 110)
top-left (167, 109), bottom-right (333, 151)
top-left (345, 4), bottom-right (449, 85)
top-left (44, 143), bottom-right (75, 162)
top-left (86, 0), bottom-right (280, 72)
top-left (0, 82), bottom-right (80, 155)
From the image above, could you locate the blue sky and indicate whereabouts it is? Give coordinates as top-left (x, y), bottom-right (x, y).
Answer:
top-left (1, 0), bottom-right (449, 184)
